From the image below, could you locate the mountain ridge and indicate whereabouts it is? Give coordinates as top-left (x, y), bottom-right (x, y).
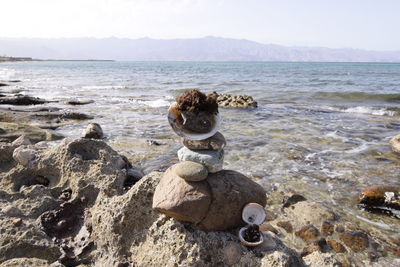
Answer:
top-left (1, 36), bottom-right (400, 62)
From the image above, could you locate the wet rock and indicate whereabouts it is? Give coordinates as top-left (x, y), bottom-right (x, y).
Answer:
top-left (146, 139), bottom-right (162, 146)
top-left (339, 231), bottom-right (369, 252)
top-left (209, 92), bottom-right (258, 108)
top-left (359, 185), bottom-right (400, 213)
top-left (66, 100), bottom-right (94, 105)
top-left (327, 240), bottom-right (347, 253)
top-left (282, 193), bottom-right (307, 208)
top-left (182, 131), bottom-right (226, 151)
top-left (0, 82), bottom-right (8, 86)
top-left (82, 123), bottom-right (103, 139)
top-left (177, 147), bottom-right (224, 173)
top-left (61, 112), bottom-right (93, 120)
top-left (284, 200), bottom-right (337, 226)
top-left (389, 134), bottom-right (400, 154)
top-left (295, 225), bottom-right (320, 243)
top-left (174, 161), bottom-right (208, 181)
top-left (321, 221), bottom-right (334, 236)
top-left (0, 95), bottom-right (48, 105)
top-left (152, 165), bottom-right (212, 223)
top-left (198, 170), bottom-right (267, 231)
top-left (276, 221), bottom-right (293, 233)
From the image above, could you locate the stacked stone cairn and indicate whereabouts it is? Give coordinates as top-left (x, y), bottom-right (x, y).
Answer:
top-left (153, 89), bottom-right (267, 231)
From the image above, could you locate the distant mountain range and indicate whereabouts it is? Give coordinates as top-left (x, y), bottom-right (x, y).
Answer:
top-left (1, 36), bottom-right (400, 62)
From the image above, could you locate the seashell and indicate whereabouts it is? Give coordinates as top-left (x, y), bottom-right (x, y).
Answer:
top-left (167, 102), bottom-right (221, 140)
top-left (238, 227), bottom-right (264, 247)
top-left (242, 203), bottom-right (266, 225)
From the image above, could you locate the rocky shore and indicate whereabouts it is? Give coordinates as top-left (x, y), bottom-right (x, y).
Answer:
top-left (0, 84), bottom-right (399, 266)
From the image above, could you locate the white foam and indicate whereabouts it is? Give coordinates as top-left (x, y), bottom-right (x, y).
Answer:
top-left (326, 106), bottom-right (397, 116)
top-left (0, 68), bottom-right (16, 80)
top-left (82, 85), bottom-right (125, 90)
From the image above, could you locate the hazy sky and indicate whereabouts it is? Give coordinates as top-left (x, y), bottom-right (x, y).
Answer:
top-left (1, 0), bottom-right (399, 51)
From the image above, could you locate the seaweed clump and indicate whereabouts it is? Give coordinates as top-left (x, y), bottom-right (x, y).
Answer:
top-left (176, 89), bottom-right (218, 114)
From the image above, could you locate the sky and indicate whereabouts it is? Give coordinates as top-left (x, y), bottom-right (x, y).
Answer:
top-left (1, 0), bottom-right (399, 51)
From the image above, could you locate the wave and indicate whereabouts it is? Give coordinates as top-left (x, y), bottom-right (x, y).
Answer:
top-left (0, 68), bottom-right (16, 80)
top-left (326, 106), bottom-right (398, 116)
top-left (313, 91), bottom-right (400, 103)
top-left (82, 85), bottom-right (126, 90)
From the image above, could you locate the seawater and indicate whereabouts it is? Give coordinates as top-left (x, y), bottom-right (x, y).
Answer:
top-left (1, 61), bottom-right (400, 250)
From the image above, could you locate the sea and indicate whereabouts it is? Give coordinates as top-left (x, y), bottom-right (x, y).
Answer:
top-left (1, 61), bottom-right (399, 256)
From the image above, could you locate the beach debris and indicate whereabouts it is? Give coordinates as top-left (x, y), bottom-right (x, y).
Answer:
top-left (238, 203), bottom-right (266, 246)
top-left (208, 91), bottom-right (258, 108)
top-left (389, 134), bottom-right (400, 154)
top-left (82, 122), bottom-right (103, 139)
top-left (358, 185), bottom-right (400, 218)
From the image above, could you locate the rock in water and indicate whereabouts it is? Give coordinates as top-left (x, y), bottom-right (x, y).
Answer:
top-left (152, 165), bottom-right (212, 223)
top-left (174, 161), bottom-right (208, 181)
top-left (198, 170), bottom-right (267, 231)
top-left (389, 134), bottom-right (400, 154)
top-left (359, 185), bottom-right (400, 216)
top-left (177, 146), bottom-right (224, 173)
top-left (82, 123), bottom-right (103, 139)
top-left (182, 131), bottom-right (226, 151)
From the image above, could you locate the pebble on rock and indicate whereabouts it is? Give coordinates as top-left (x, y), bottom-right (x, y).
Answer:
top-left (182, 131), bottom-right (226, 151)
top-left (174, 161), bottom-right (208, 181)
top-left (359, 185), bottom-right (400, 210)
top-left (177, 147), bottom-right (224, 173)
top-left (11, 135), bottom-right (32, 147)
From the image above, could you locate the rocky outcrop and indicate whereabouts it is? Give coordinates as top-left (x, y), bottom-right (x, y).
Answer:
top-left (209, 92), bottom-right (258, 108)
top-left (0, 95), bottom-right (48, 105)
top-left (0, 137), bottom-right (306, 266)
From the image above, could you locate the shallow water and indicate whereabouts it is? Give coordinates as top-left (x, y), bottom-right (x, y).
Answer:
top-left (1, 61), bottom-right (400, 259)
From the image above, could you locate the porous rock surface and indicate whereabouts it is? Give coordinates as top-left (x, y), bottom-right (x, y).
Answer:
top-left (0, 137), bottom-right (306, 266)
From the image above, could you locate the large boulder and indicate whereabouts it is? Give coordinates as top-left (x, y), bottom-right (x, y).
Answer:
top-left (198, 170), bottom-right (267, 231)
top-left (152, 165), bottom-right (212, 223)
top-left (152, 165), bottom-right (267, 231)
